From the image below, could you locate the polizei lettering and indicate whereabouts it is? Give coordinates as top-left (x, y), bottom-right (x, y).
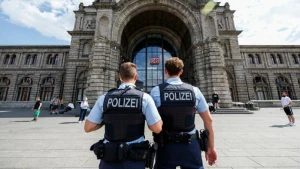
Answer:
top-left (107, 97), bottom-right (139, 108)
top-left (164, 91), bottom-right (192, 101)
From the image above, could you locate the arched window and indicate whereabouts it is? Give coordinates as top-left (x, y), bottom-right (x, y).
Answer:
top-left (76, 71), bottom-right (88, 101)
top-left (3, 55), bottom-right (10, 65)
top-left (270, 54), bottom-right (276, 64)
top-left (32, 55), bottom-right (38, 65)
top-left (25, 55), bottom-right (32, 65)
top-left (47, 54), bottom-right (55, 65)
top-left (253, 76), bottom-right (270, 100)
top-left (255, 54), bottom-right (261, 64)
top-left (292, 54), bottom-right (298, 64)
top-left (40, 77), bottom-right (55, 101)
top-left (248, 54), bottom-right (254, 64)
top-left (82, 43), bottom-right (91, 57)
top-left (54, 54), bottom-right (59, 65)
top-left (0, 77), bottom-right (10, 101)
top-left (276, 76), bottom-right (293, 99)
top-left (17, 77), bottom-right (32, 101)
top-left (277, 54), bottom-right (283, 64)
top-left (10, 55), bottom-right (16, 65)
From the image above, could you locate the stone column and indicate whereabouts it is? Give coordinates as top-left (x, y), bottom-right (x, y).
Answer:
top-left (290, 73), bottom-right (299, 100)
top-left (6, 74), bottom-right (18, 101)
top-left (85, 37), bottom-right (120, 106)
top-left (234, 65), bottom-right (251, 102)
top-left (268, 73), bottom-right (278, 100)
top-left (194, 37), bottom-right (232, 108)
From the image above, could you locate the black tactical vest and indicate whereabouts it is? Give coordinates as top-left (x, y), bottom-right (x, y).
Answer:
top-left (158, 83), bottom-right (196, 132)
top-left (103, 87), bottom-right (145, 142)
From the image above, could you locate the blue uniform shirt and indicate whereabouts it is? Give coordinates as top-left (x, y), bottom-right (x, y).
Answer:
top-left (87, 83), bottom-right (161, 144)
top-left (150, 78), bottom-right (209, 134)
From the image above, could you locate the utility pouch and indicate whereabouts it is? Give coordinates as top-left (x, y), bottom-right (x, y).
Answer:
top-left (102, 142), bottom-right (129, 163)
top-left (128, 141), bottom-right (150, 161)
top-left (90, 140), bottom-right (105, 160)
top-left (198, 129), bottom-right (209, 152)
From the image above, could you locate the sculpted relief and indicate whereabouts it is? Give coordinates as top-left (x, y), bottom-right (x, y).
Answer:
top-left (86, 18), bottom-right (96, 29)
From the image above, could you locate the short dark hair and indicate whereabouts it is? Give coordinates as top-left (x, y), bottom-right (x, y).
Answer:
top-left (120, 62), bottom-right (137, 80)
top-left (165, 57), bottom-right (184, 76)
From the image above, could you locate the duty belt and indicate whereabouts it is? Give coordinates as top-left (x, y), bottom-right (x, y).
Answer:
top-left (153, 131), bottom-right (197, 145)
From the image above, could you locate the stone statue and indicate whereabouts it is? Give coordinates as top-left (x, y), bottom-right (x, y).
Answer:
top-left (86, 18), bottom-right (96, 29)
top-left (79, 2), bottom-right (84, 11)
top-left (217, 19), bottom-right (224, 29)
top-left (225, 2), bottom-right (230, 10)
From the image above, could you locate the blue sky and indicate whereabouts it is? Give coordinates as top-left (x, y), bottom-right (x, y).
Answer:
top-left (0, 0), bottom-right (299, 45)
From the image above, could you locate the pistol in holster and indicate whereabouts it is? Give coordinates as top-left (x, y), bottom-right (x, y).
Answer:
top-left (197, 129), bottom-right (209, 152)
top-left (145, 143), bottom-right (158, 169)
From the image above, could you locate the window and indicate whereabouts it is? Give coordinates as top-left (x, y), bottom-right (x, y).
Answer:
top-left (270, 54), bottom-right (276, 64)
top-left (254, 54), bottom-right (261, 64)
top-left (40, 77), bottom-right (55, 101)
top-left (4, 55), bottom-right (10, 65)
top-left (32, 55), bottom-right (37, 65)
top-left (17, 77), bottom-right (32, 101)
top-left (47, 54), bottom-right (55, 65)
top-left (10, 55), bottom-right (16, 65)
top-left (0, 77), bottom-right (10, 101)
top-left (276, 76), bottom-right (293, 99)
top-left (82, 43), bottom-right (91, 57)
top-left (54, 54), bottom-right (59, 65)
top-left (76, 71), bottom-right (88, 101)
top-left (25, 55), bottom-right (32, 65)
top-left (292, 54), bottom-right (298, 64)
top-left (277, 54), bottom-right (283, 64)
top-left (253, 76), bottom-right (270, 100)
top-left (248, 54), bottom-right (254, 64)
top-left (227, 72), bottom-right (237, 101)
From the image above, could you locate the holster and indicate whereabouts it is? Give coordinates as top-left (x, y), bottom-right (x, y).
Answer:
top-left (197, 129), bottom-right (209, 152)
top-left (145, 143), bottom-right (158, 169)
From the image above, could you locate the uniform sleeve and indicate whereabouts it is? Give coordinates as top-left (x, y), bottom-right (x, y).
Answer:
top-left (193, 87), bottom-right (209, 113)
top-left (87, 95), bottom-right (105, 124)
top-left (142, 93), bottom-right (162, 126)
top-left (150, 86), bottom-right (161, 107)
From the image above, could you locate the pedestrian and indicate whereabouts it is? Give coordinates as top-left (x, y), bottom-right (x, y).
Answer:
top-left (84, 62), bottom-right (162, 169)
top-left (50, 96), bottom-right (60, 115)
top-left (65, 102), bottom-right (75, 113)
top-left (281, 91), bottom-right (295, 126)
top-left (78, 97), bottom-right (89, 123)
top-left (49, 97), bottom-right (54, 112)
top-left (60, 98), bottom-right (65, 112)
top-left (150, 57), bottom-right (217, 168)
top-left (212, 91), bottom-right (220, 109)
top-left (32, 97), bottom-right (42, 122)
top-left (208, 100), bottom-right (215, 113)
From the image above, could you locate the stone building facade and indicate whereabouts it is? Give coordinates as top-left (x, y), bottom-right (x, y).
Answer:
top-left (0, 0), bottom-right (300, 108)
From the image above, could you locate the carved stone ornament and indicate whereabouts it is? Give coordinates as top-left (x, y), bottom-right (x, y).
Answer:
top-left (217, 19), bottom-right (224, 29)
top-left (86, 18), bottom-right (96, 29)
top-left (79, 2), bottom-right (84, 11)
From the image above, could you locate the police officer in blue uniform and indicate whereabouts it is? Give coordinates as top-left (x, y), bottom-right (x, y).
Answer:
top-left (85, 62), bottom-right (163, 169)
top-left (150, 57), bottom-right (217, 169)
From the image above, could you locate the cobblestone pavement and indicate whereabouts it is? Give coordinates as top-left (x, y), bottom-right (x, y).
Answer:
top-left (0, 108), bottom-right (299, 169)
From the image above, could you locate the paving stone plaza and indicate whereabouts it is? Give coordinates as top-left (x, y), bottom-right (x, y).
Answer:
top-left (0, 108), bottom-right (299, 169)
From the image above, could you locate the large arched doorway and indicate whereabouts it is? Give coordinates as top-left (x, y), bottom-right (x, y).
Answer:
top-left (121, 10), bottom-right (192, 92)
top-left (131, 34), bottom-right (178, 92)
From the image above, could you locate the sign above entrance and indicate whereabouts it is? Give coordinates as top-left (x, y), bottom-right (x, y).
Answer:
top-left (150, 57), bottom-right (160, 65)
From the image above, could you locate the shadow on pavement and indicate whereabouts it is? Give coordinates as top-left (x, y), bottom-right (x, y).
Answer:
top-left (13, 120), bottom-right (32, 123)
top-left (60, 122), bottom-right (79, 124)
top-left (270, 124), bottom-right (290, 128)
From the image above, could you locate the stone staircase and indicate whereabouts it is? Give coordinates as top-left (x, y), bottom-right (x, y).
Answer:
top-left (212, 107), bottom-right (254, 114)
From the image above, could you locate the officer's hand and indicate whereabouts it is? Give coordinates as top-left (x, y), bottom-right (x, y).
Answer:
top-left (205, 148), bottom-right (217, 166)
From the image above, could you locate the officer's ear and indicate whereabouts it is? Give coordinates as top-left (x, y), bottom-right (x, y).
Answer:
top-left (179, 69), bottom-right (183, 76)
top-left (133, 73), bottom-right (138, 81)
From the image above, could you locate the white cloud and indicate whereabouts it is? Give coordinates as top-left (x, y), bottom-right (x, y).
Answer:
top-left (218, 0), bottom-right (300, 45)
top-left (0, 0), bottom-right (299, 45)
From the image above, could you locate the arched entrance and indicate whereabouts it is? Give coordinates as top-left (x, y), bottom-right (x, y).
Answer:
top-left (120, 10), bottom-right (192, 92)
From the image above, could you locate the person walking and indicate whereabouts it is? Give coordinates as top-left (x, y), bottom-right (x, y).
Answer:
top-left (84, 62), bottom-right (162, 169)
top-left (212, 91), bottom-right (220, 109)
top-left (31, 97), bottom-right (42, 122)
top-left (281, 91), bottom-right (295, 126)
top-left (78, 97), bottom-right (89, 123)
top-left (51, 96), bottom-right (60, 115)
top-left (150, 57), bottom-right (217, 169)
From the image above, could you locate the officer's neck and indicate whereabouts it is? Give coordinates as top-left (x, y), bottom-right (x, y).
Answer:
top-left (167, 75), bottom-right (180, 79)
top-left (121, 80), bottom-right (136, 85)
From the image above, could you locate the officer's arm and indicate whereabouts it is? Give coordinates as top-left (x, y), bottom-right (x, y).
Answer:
top-left (84, 121), bottom-right (104, 133)
top-left (199, 111), bottom-right (214, 149)
top-left (148, 120), bottom-right (163, 134)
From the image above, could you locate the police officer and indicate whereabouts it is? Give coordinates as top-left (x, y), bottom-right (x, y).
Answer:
top-left (150, 57), bottom-right (217, 169)
top-left (85, 62), bottom-right (163, 169)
